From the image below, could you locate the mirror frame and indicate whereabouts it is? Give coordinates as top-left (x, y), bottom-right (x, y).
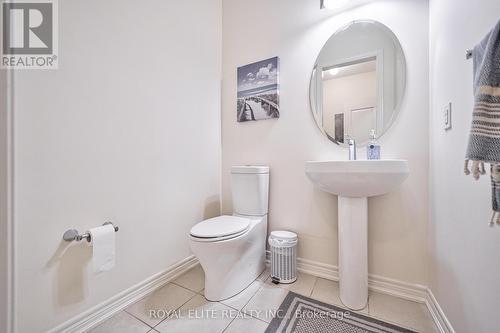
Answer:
top-left (309, 19), bottom-right (406, 146)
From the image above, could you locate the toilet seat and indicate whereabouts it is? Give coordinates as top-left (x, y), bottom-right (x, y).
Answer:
top-left (190, 215), bottom-right (251, 242)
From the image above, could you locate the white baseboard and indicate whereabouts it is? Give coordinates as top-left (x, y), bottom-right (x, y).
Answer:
top-left (294, 256), bottom-right (339, 281)
top-left (424, 288), bottom-right (455, 333)
top-left (265, 251), bottom-right (455, 333)
top-left (368, 274), bottom-right (428, 303)
top-left (47, 255), bottom-right (198, 333)
top-left (48, 253), bottom-right (454, 333)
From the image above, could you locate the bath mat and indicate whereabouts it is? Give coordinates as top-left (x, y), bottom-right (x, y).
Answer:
top-left (264, 292), bottom-right (416, 333)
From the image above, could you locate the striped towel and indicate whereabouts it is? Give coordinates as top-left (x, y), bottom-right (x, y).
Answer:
top-left (465, 19), bottom-right (500, 226)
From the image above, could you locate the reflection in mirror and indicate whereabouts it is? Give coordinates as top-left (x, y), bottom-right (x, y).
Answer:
top-left (310, 20), bottom-right (406, 145)
top-left (322, 59), bottom-right (377, 143)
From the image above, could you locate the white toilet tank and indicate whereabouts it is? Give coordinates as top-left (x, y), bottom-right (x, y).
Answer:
top-left (231, 166), bottom-right (269, 216)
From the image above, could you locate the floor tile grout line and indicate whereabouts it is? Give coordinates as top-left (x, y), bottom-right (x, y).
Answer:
top-left (262, 273), bottom-right (318, 301)
top-left (253, 314), bottom-right (269, 324)
top-left (236, 279), bottom-right (267, 311)
top-left (94, 310), bottom-right (155, 332)
top-left (220, 302), bottom-right (272, 333)
top-left (123, 309), bottom-right (157, 329)
top-left (171, 280), bottom-right (204, 294)
top-left (155, 272), bottom-right (268, 331)
top-left (141, 270), bottom-right (430, 333)
top-left (240, 282), bottom-right (266, 316)
top-left (224, 302), bottom-right (267, 323)
top-left (230, 273), bottom-right (284, 324)
top-left (107, 270), bottom-right (435, 333)
top-left (219, 277), bottom-right (264, 309)
top-left (223, 303), bottom-right (241, 312)
top-left (305, 279), bottom-right (374, 316)
top-left (220, 308), bottom-right (238, 333)
top-left (151, 289), bottom-right (199, 330)
top-left (216, 299), bottom-right (250, 333)
top-left (366, 295), bottom-right (370, 315)
top-left (309, 276), bottom-right (319, 298)
top-left (123, 281), bottom-right (199, 328)
top-left (240, 286), bottom-right (289, 324)
top-left (221, 275), bottom-right (268, 314)
top-left (245, 309), bottom-right (273, 324)
top-left (221, 293), bottom-right (255, 314)
top-left (367, 313), bottom-right (422, 332)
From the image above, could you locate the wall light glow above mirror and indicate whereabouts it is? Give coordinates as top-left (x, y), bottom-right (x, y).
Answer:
top-left (321, 0), bottom-right (351, 10)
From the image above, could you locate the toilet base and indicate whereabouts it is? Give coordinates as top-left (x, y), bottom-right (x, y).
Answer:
top-left (190, 216), bottom-right (267, 301)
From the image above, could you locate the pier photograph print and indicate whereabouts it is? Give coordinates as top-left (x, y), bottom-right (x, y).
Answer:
top-left (237, 57), bottom-right (280, 122)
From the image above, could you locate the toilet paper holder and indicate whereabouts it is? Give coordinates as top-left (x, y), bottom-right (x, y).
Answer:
top-left (63, 222), bottom-right (119, 242)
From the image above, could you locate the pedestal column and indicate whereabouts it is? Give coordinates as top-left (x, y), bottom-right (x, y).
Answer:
top-left (338, 196), bottom-right (368, 310)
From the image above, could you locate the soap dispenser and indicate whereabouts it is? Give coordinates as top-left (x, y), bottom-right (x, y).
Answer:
top-left (367, 129), bottom-right (381, 160)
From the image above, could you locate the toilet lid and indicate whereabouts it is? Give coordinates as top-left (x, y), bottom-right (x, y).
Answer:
top-left (190, 215), bottom-right (250, 238)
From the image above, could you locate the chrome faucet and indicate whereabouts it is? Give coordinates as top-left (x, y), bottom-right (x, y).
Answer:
top-left (346, 136), bottom-right (357, 160)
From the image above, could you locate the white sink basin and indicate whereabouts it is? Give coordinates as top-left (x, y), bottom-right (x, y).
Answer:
top-left (304, 159), bottom-right (409, 310)
top-left (305, 159), bottom-right (409, 197)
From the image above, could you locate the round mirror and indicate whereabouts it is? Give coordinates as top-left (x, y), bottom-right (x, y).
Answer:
top-left (309, 20), bottom-right (406, 145)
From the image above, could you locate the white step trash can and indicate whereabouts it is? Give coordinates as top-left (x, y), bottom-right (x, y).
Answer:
top-left (268, 231), bottom-right (298, 284)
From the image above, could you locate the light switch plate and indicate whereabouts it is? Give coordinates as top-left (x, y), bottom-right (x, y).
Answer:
top-left (444, 102), bottom-right (452, 130)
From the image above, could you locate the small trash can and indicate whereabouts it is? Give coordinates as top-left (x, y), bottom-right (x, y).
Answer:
top-left (268, 231), bottom-right (298, 284)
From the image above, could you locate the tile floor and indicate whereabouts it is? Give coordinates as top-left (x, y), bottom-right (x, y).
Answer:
top-left (88, 265), bottom-right (438, 333)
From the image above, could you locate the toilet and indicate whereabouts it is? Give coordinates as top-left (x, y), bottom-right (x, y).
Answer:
top-left (189, 165), bottom-right (269, 301)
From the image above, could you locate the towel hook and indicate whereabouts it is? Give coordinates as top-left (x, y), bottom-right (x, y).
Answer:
top-left (63, 222), bottom-right (119, 243)
top-left (466, 49), bottom-right (473, 60)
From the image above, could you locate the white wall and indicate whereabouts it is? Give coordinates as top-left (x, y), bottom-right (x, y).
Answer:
top-left (429, 0), bottom-right (500, 331)
top-left (0, 69), bottom-right (10, 333)
top-left (222, 0), bottom-right (430, 285)
top-left (11, 0), bottom-right (222, 332)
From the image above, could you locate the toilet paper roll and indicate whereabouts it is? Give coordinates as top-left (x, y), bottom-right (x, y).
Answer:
top-left (87, 224), bottom-right (116, 273)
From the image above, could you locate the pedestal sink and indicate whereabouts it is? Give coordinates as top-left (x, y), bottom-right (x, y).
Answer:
top-left (305, 160), bottom-right (409, 310)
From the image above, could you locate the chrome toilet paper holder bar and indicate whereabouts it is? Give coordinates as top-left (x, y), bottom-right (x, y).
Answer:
top-left (63, 222), bottom-right (119, 242)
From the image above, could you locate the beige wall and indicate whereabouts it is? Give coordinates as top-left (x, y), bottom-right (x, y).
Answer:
top-left (222, 0), bottom-right (430, 284)
top-left (322, 71), bottom-right (377, 140)
top-left (429, 0), bottom-right (500, 331)
top-left (11, 0), bottom-right (222, 332)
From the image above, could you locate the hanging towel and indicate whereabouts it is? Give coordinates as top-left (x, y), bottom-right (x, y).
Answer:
top-left (465, 19), bottom-right (500, 226)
